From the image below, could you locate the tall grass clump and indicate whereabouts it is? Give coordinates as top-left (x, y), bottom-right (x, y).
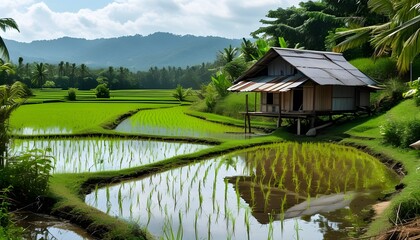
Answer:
top-left (380, 117), bottom-right (420, 148)
top-left (373, 78), bottom-right (407, 112)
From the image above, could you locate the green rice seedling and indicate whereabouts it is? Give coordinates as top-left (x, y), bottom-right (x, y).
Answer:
top-left (94, 184), bottom-right (99, 204)
top-left (118, 186), bottom-right (123, 215)
top-left (194, 210), bottom-right (199, 240)
top-left (146, 198), bottom-right (152, 228)
top-left (235, 177), bottom-right (241, 212)
top-left (176, 211), bottom-right (183, 240)
top-left (244, 208), bottom-right (250, 240)
top-left (268, 213), bottom-right (274, 240)
top-left (294, 219), bottom-right (302, 240)
top-left (207, 214), bottom-right (212, 240)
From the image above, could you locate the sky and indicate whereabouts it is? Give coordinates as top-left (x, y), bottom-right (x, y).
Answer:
top-left (0, 0), bottom-right (302, 43)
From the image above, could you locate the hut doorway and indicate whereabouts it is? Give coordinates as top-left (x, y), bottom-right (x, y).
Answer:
top-left (293, 88), bottom-right (303, 111)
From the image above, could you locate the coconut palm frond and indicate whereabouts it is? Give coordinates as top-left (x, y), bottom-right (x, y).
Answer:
top-left (396, 28), bottom-right (420, 73)
top-left (368, 0), bottom-right (395, 17)
top-left (331, 26), bottom-right (376, 52)
top-left (0, 37), bottom-right (10, 61)
top-left (0, 18), bottom-right (19, 32)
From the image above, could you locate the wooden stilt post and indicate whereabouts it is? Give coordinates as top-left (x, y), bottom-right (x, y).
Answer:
top-left (247, 96), bottom-right (251, 134)
top-left (277, 92), bottom-right (282, 128)
top-left (254, 92), bottom-right (257, 112)
top-left (297, 118), bottom-right (301, 135)
top-left (245, 94), bottom-right (248, 134)
top-left (245, 94), bottom-right (251, 134)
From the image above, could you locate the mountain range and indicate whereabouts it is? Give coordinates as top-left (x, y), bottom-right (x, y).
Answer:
top-left (5, 32), bottom-right (242, 70)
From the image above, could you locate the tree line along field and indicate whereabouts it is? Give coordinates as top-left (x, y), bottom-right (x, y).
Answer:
top-left (6, 88), bottom-right (419, 239)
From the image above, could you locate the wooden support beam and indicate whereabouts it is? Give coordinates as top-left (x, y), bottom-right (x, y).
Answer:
top-left (245, 94), bottom-right (251, 133)
top-left (245, 94), bottom-right (248, 134)
top-left (254, 92), bottom-right (257, 112)
top-left (277, 92), bottom-right (282, 128)
top-left (297, 118), bottom-right (301, 135)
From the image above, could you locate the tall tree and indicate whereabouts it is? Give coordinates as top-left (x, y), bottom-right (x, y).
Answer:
top-left (0, 18), bottom-right (19, 61)
top-left (219, 45), bottom-right (238, 64)
top-left (252, 1), bottom-right (344, 51)
top-left (32, 63), bottom-right (48, 88)
top-left (0, 81), bottom-right (26, 167)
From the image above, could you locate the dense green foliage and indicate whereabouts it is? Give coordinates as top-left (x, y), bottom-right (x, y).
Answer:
top-left (0, 188), bottom-right (24, 240)
top-left (0, 149), bottom-right (54, 203)
top-left (172, 84), bottom-right (191, 102)
top-left (3, 59), bottom-right (217, 90)
top-left (332, 0), bottom-right (420, 73)
top-left (0, 18), bottom-right (19, 61)
top-left (95, 84), bottom-right (110, 98)
top-left (403, 79), bottom-right (420, 106)
top-left (67, 88), bottom-right (77, 101)
top-left (380, 118), bottom-right (420, 147)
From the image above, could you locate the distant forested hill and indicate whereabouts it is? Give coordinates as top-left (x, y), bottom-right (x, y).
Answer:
top-left (5, 32), bottom-right (242, 70)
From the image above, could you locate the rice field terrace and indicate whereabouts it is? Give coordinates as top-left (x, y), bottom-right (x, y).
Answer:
top-left (85, 143), bottom-right (398, 240)
top-left (8, 89), bottom-right (414, 240)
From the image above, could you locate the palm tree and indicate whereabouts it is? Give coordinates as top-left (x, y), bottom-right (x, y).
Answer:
top-left (0, 81), bottom-right (26, 167)
top-left (0, 18), bottom-right (19, 61)
top-left (0, 59), bottom-right (15, 85)
top-left (219, 45), bottom-right (238, 64)
top-left (32, 63), bottom-right (48, 88)
top-left (332, 0), bottom-right (420, 73)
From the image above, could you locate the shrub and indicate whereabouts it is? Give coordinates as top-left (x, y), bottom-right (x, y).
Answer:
top-left (374, 78), bottom-right (407, 112)
top-left (401, 120), bottom-right (420, 147)
top-left (0, 188), bottom-right (24, 239)
top-left (67, 88), bottom-right (77, 101)
top-left (211, 71), bottom-right (231, 98)
top-left (0, 149), bottom-right (54, 203)
top-left (42, 80), bottom-right (55, 88)
top-left (380, 118), bottom-right (420, 148)
top-left (403, 79), bottom-right (420, 106)
top-left (95, 83), bottom-right (110, 98)
top-left (204, 84), bottom-right (217, 112)
top-left (380, 119), bottom-right (403, 147)
top-left (172, 84), bottom-right (191, 102)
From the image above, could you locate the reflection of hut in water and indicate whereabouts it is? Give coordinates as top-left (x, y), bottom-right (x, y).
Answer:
top-left (226, 176), bottom-right (356, 224)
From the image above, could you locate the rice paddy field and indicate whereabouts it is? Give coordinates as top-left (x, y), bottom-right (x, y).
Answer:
top-left (8, 89), bottom-right (417, 240)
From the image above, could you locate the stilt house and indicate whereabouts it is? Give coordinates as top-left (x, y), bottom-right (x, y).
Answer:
top-left (228, 48), bottom-right (379, 134)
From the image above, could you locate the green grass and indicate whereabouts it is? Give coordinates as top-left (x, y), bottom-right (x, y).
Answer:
top-left (10, 102), bottom-right (172, 134)
top-left (345, 99), bottom-right (420, 138)
top-left (117, 105), bottom-right (251, 140)
top-left (350, 57), bottom-right (398, 82)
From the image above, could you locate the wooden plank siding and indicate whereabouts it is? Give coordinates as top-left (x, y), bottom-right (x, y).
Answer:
top-left (315, 85), bottom-right (332, 111)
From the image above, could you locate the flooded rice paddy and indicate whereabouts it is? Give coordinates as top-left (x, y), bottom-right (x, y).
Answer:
top-left (10, 138), bottom-right (209, 173)
top-left (115, 107), bottom-right (260, 139)
top-left (85, 142), bottom-right (399, 239)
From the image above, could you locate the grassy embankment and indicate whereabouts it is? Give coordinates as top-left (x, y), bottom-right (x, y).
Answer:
top-left (9, 88), bottom-right (420, 239)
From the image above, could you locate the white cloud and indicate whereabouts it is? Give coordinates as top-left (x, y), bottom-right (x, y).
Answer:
top-left (0, 0), bottom-right (302, 42)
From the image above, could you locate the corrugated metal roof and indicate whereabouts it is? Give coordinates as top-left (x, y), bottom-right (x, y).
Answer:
top-left (230, 48), bottom-right (378, 92)
top-left (228, 74), bottom-right (308, 92)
